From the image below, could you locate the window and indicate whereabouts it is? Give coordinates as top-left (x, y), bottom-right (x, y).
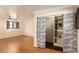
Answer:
top-left (13, 22), bottom-right (16, 29)
top-left (7, 21), bottom-right (19, 29)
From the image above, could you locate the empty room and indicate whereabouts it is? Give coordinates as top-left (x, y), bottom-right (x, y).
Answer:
top-left (0, 5), bottom-right (79, 53)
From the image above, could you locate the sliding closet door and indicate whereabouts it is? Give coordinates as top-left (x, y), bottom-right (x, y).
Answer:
top-left (37, 17), bottom-right (47, 48)
top-left (63, 13), bottom-right (77, 53)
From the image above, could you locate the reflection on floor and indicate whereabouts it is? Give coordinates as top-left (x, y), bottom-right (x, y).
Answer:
top-left (0, 35), bottom-right (62, 53)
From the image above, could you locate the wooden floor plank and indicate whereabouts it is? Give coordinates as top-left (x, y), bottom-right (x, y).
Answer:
top-left (0, 35), bottom-right (62, 53)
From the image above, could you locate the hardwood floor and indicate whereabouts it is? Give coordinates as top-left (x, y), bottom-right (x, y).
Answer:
top-left (0, 35), bottom-right (62, 53)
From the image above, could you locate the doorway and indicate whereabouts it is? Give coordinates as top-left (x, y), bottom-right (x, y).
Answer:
top-left (46, 15), bottom-right (63, 51)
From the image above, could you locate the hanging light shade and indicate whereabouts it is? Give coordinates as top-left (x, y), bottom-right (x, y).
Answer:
top-left (8, 16), bottom-right (12, 19)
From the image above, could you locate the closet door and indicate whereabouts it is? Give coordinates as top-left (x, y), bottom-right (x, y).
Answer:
top-left (63, 13), bottom-right (77, 53)
top-left (37, 17), bottom-right (47, 48)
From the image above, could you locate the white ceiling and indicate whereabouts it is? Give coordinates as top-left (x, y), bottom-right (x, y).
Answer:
top-left (15, 5), bottom-right (75, 19)
top-left (0, 5), bottom-right (78, 20)
top-left (15, 5), bottom-right (75, 12)
top-left (0, 5), bottom-right (78, 13)
top-left (15, 5), bottom-right (78, 19)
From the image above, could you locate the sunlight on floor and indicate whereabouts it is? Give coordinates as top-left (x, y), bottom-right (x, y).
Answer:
top-left (7, 43), bottom-right (19, 53)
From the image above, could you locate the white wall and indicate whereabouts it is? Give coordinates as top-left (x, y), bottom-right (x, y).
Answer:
top-left (0, 6), bottom-right (23, 39)
top-left (0, 20), bottom-right (23, 39)
top-left (23, 18), bottom-right (34, 37)
top-left (17, 10), bottom-right (34, 37)
top-left (0, 6), bottom-right (34, 39)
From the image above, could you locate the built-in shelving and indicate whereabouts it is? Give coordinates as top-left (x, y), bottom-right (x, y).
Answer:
top-left (54, 15), bottom-right (63, 47)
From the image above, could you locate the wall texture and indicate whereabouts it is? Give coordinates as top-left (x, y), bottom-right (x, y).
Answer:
top-left (37, 17), bottom-right (47, 48)
top-left (63, 13), bottom-right (77, 53)
top-left (37, 13), bottom-right (77, 53)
